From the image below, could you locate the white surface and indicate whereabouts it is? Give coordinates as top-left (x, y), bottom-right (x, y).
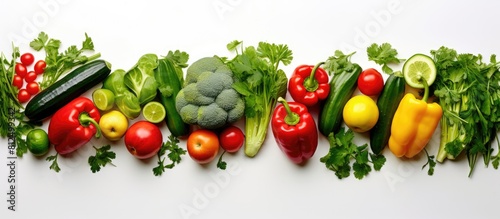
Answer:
top-left (1, 0), bottom-right (500, 218)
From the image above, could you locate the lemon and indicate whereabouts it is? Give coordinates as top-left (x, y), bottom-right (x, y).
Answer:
top-left (342, 95), bottom-right (379, 133)
top-left (26, 129), bottom-right (50, 156)
top-left (142, 101), bottom-right (166, 123)
top-left (92, 88), bottom-right (115, 111)
top-left (403, 54), bottom-right (437, 89)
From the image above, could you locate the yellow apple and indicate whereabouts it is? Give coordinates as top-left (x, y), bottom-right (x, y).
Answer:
top-left (342, 95), bottom-right (379, 133)
top-left (99, 110), bottom-right (129, 141)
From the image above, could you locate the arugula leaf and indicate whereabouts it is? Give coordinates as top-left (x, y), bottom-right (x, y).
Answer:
top-left (366, 43), bottom-right (403, 74)
top-left (320, 128), bottom-right (386, 180)
top-left (46, 154), bottom-right (61, 173)
top-left (153, 135), bottom-right (186, 176)
top-left (88, 145), bottom-right (116, 173)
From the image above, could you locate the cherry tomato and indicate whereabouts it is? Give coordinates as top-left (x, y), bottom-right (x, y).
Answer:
top-left (124, 121), bottom-right (163, 159)
top-left (12, 75), bottom-right (23, 90)
top-left (187, 129), bottom-right (220, 164)
top-left (17, 89), bottom-right (31, 103)
top-left (219, 126), bottom-right (245, 153)
top-left (20, 53), bottom-right (35, 66)
top-left (15, 63), bottom-right (27, 77)
top-left (357, 68), bottom-right (384, 96)
top-left (34, 60), bottom-right (46, 74)
top-left (26, 82), bottom-right (40, 95)
top-left (25, 71), bottom-right (37, 83)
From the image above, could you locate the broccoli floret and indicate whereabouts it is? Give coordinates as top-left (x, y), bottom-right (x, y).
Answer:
top-left (182, 83), bottom-right (214, 105)
top-left (196, 72), bottom-right (234, 98)
top-left (227, 98), bottom-right (245, 123)
top-left (185, 57), bottom-right (225, 85)
top-left (197, 103), bottom-right (228, 129)
top-left (179, 104), bottom-right (199, 124)
top-left (175, 56), bottom-right (245, 129)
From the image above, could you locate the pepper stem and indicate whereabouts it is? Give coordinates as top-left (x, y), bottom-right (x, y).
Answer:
top-left (303, 62), bottom-right (325, 92)
top-left (79, 113), bottom-right (102, 138)
top-left (419, 77), bottom-right (429, 102)
top-left (277, 97), bottom-right (300, 126)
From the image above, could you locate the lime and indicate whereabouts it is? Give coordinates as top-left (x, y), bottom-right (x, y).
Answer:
top-left (142, 101), bottom-right (166, 123)
top-left (92, 88), bottom-right (115, 111)
top-left (26, 129), bottom-right (50, 156)
top-left (403, 54), bottom-right (437, 89)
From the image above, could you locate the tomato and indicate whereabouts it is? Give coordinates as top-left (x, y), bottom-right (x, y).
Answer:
top-left (17, 89), bottom-right (31, 103)
top-left (20, 53), bottom-right (35, 66)
top-left (12, 75), bottom-right (23, 90)
top-left (25, 71), bottom-right (37, 83)
top-left (34, 60), bottom-right (46, 74)
top-left (15, 63), bottom-right (27, 77)
top-left (124, 121), bottom-right (163, 159)
top-left (187, 129), bottom-right (220, 164)
top-left (219, 126), bottom-right (244, 153)
top-left (357, 68), bottom-right (384, 96)
top-left (26, 82), bottom-right (40, 95)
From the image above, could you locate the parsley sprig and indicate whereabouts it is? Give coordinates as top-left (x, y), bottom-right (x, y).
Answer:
top-left (366, 43), bottom-right (404, 74)
top-left (153, 135), bottom-right (186, 176)
top-left (320, 128), bottom-right (386, 180)
top-left (88, 145), bottom-right (116, 173)
top-left (29, 32), bottom-right (101, 89)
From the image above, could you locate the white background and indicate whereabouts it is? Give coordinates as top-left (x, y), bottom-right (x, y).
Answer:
top-left (1, 0), bottom-right (500, 218)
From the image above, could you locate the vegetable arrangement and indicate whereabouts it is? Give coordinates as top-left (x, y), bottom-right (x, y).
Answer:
top-left (3, 32), bottom-right (500, 179)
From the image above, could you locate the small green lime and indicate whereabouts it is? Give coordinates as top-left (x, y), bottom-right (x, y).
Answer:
top-left (92, 88), bottom-right (115, 111)
top-left (142, 101), bottom-right (166, 123)
top-left (26, 129), bottom-right (50, 156)
top-left (403, 54), bottom-right (437, 89)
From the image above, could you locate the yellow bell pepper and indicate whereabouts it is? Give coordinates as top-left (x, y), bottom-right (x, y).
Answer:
top-left (388, 92), bottom-right (442, 158)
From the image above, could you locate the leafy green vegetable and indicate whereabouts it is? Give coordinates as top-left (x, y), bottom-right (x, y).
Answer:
top-left (88, 145), bottom-right (116, 173)
top-left (124, 54), bottom-right (159, 105)
top-left (320, 128), bottom-right (386, 180)
top-left (103, 69), bottom-right (142, 119)
top-left (366, 43), bottom-right (404, 74)
top-left (322, 50), bottom-right (356, 75)
top-left (0, 45), bottom-right (23, 138)
top-left (432, 46), bottom-right (500, 176)
top-left (30, 32), bottom-right (101, 89)
top-left (227, 41), bottom-right (292, 157)
top-left (216, 151), bottom-right (227, 170)
top-left (422, 149), bottom-right (436, 176)
top-left (46, 154), bottom-right (61, 173)
top-left (153, 135), bottom-right (186, 176)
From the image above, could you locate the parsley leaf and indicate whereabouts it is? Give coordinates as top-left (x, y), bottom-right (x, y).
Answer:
top-left (366, 43), bottom-right (403, 74)
top-left (322, 50), bottom-right (356, 75)
top-left (46, 154), bottom-right (61, 173)
top-left (216, 151), bottom-right (227, 170)
top-left (88, 145), bottom-right (116, 173)
top-left (320, 128), bottom-right (386, 180)
top-left (422, 149), bottom-right (436, 176)
top-left (153, 135), bottom-right (186, 176)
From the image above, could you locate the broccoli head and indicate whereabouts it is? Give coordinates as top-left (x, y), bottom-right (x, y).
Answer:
top-left (176, 57), bottom-right (245, 129)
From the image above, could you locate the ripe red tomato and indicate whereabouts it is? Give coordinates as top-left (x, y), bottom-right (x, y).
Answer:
top-left (25, 71), bottom-right (37, 83)
top-left (34, 60), bottom-right (46, 74)
top-left (187, 129), bottom-right (220, 164)
top-left (219, 126), bottom-right (244, 153)
top-left (12, 75), bottom-right (23, 90)
top-left (26, 82), bottom-right (40, 95)
top-left (357, 68), bottom-right (384, 96)
top-left (15, 63), bottom-right (27, 77)
top-left (20, 53), bottom-right (35, 66)
top-left (17, 89), bottom-right (31, 103)
top-left (124, 121), bottom-right (163, 159)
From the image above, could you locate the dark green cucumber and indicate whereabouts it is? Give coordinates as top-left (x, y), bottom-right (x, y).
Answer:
top-left (25, 60), bottom-right (111, 122)
top-left (369, 74), bottom-right (405, 155)
top-left (319, 64), bottom-right (362, 136)
top-left (154, 58), bottom-right (190, 137)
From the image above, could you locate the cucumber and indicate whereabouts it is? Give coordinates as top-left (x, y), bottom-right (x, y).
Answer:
top-left (25, 60), bottom-right (111, 122)
top-left (154, 58), bottom-right (190, 137)
top-left (369, 74), bottom-right (406, 155)
top-left (318, 64), bottom-right (362, 136)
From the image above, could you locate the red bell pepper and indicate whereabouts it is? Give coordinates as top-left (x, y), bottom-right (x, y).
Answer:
top-left (271, 97), bottom-right (318, 164)
top-left (48, 97), bottom-right (102, 155)
top-left (288, 62), bottom-right (330, 107)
